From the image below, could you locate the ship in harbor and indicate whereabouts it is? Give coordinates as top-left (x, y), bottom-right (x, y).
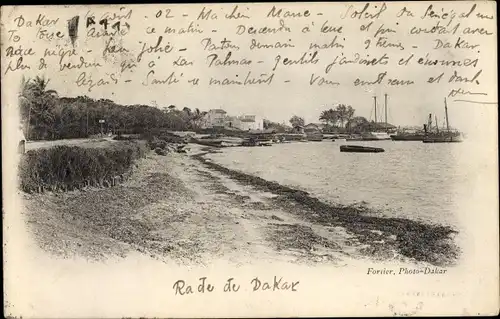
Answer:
top-left (391, 124), bottom-right (426, 141)
top-left (390, 130), bottom-right (426, 141)
top-left (423, 98), bottom-right (463, 143)
top-left (362, 94), bottom-right (392, 140)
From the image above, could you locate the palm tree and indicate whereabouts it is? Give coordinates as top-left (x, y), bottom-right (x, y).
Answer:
top-left (19, 76), bottom-right (58, 140)
top-left (189, 108), bottom-right (205, 129)
top-left (182, 107), bottom-right (192, 116)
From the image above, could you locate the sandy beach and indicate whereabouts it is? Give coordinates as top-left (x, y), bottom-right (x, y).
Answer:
top-left (21, 144), bottom-right (459, 267)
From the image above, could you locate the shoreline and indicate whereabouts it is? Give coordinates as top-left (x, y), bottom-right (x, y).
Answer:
top-left (21, 143), bottom-right (460, 267)
top-left (192, 145), bottom-right (460, 267)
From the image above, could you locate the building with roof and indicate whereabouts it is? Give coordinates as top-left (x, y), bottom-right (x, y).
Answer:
top-left (237, 115), bottom-right (263, 131)
top-left (201, 109), bottom-right (227, 128)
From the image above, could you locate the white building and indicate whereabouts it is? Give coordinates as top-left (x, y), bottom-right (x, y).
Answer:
top-left (202, 110), bottom-right (264, 131)
top-left (237, 115), bottom-right (264, 131)
top-left (202, 109), bottom-right (227, 128)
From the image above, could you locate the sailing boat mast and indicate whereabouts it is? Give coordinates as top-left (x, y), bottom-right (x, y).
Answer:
top-left (373, 96), bottom-right (377, 125)
top-left (384, 93), bottom-right (388, 132)
top-left (435, 115), bottom-right (439, 133)
top-left (444, 97), bottom-right (450, 132)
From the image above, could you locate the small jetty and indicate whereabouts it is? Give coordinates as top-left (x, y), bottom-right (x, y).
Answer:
top-left (340, 145), bottom-right (385, 153)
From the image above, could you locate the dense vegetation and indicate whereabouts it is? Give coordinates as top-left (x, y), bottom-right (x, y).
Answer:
top-left (19, 140), bottom-right (148, 193)
top-left (19, 76), bottom-right (206, 141)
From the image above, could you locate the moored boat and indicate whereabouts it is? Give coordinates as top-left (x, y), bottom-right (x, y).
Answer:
top-left (390, 130), bottom-right (425, 141)
top-left (362, 131), bottom-right (392, 140)
top-left (363, 94), bottom-right (393, 140)
top-left (340, 145), bottom-right (385, 153)
top-left (423, 131), bottom-right (463, 143)
top-left (422, 98), bottom-right (463, 143)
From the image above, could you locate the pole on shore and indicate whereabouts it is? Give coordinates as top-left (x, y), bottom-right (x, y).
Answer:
top-left (444, 97), bottom-right (450, 132)
top-left (27, 105), bottom-right (31, 141)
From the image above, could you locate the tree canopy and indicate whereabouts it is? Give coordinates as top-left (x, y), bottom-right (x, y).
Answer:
top-left (19, 77), bottom-right (207, 140)
top-left (289, 115), bottom-right (305, 130)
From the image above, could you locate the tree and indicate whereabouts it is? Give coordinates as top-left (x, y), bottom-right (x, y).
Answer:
top-left (345, 105), bottom-right (355, 132)
top-left (319, 108), bottom-right (339, 127)
top-left (19, 76), bottom-right (58, 139)
top-left (190, 108), bottom-right (206, 129)
top-left (335, 104), bottom-right (348, 128)
top-left (347, 116), bottom-right (369, 133)
top-left (289, 115), bottom-right (305, 132)
top-left (263, 119), bottom-right (288, 133)
top-left (182, 107), bottom-right (192, 116)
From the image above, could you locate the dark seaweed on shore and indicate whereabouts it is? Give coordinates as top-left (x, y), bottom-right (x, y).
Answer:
top-left (192, 152), bottom-right (460, 266)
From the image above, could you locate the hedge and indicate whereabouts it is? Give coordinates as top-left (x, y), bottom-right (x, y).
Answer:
top-left (19, 141), bottom-right (148, 193)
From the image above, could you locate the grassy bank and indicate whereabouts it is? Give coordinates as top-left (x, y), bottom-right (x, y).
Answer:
top-left (19, 140), bottom-right (148, 193)
top-left (192, 151), bottom-right (460, 266)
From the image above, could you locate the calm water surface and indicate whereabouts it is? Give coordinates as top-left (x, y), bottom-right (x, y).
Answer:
top-left (206, 140), bottom-right (472, 227)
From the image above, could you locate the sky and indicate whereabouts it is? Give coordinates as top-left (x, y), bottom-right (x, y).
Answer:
top-left (2, 2), bottom-right (497, 135)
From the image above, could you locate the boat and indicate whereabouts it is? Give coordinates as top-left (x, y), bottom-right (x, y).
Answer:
top-left (390, 129), bottom-right (426, 141)
top-left (192, 138), bottom-right (223, 147)
top-left (346, 134), bottom-right (364, 141)
top-left (422, 131), bottom-right (463, 143)
top-left (423, 98), bottom-right (463, 143)
top-left (362, 131), bottom-right (391, 140)
top-left (241, 136), bottom-right (273, 147)
top-left (363, 94), bottom-right (392, 140)
top-left (340, 145), bottom-right (385, 153)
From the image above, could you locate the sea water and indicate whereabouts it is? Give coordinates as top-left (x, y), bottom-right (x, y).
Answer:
top-left (205, 139), bottom-right (472, 227)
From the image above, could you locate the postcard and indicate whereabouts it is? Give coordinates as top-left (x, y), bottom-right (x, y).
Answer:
top-left (2, 2), bottom-right (498, 317)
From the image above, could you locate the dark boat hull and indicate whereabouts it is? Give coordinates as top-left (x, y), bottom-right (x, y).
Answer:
top-left (422, 134), bottom-right (463, 143)
top-left (391, 134), bottom-right (425, 141)
top-left (340, 145), bottom-right (385, 153)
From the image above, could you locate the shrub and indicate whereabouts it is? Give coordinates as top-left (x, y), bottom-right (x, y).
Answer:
top-left (112, 134), bottom-right (141, 141)
top-left (19, 141), bottom-right (148, 193)
top-left (147, 137), bottom-right (168, 150)
top-left (154, 147), bottom-right (167, 156)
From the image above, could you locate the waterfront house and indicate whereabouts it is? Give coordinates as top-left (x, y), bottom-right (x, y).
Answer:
top-left (237, 115), bottom-right (264, 131)
top-left (202, 109), bottom-right (227, 128)
top-left (308, 123), bottom-right (327, 132)
top-left (304, 123), bottom-right (323, 141)
top-left (304, 123), bottom-right (321, 132)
